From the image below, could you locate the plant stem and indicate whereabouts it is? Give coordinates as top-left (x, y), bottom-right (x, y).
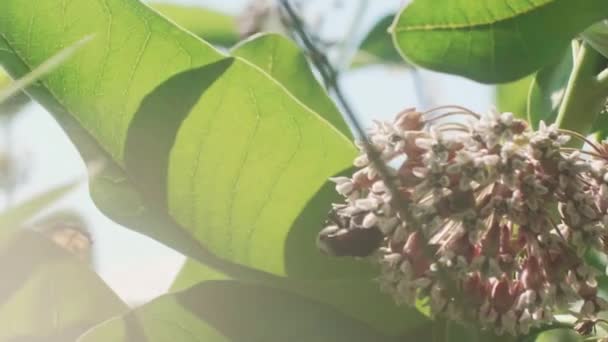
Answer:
top-left (280, 0), bottom-right (358, 130)
top-left (556, 42), bottom-right (608, 138)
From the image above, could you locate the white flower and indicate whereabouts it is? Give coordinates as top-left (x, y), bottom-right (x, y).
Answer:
top-left (355, 198), bottom-right (379, 211)
top-left (353, 154), bottom-right (369, 167)
top-left (330, 177), bottom-right (354, 196)
top-left (362, 212), bottom-right (378, 228)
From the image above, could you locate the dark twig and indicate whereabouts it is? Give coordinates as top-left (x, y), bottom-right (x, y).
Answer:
top-left (280, 0), bottom-right (435, 259)
top-left (280, 1), bottom-right (405, 211)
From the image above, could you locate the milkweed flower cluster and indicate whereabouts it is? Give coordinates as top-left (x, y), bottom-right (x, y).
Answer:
top-left (317, 107), bottom-right (608, 335)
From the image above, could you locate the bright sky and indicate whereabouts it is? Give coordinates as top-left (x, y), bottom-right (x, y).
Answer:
top-left (10, 0), bottom-right (493, 305)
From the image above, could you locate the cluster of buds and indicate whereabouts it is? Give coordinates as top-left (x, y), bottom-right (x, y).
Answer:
top-left (318, 106), bottom-right (608, 335)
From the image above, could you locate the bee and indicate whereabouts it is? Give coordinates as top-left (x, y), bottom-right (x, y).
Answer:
top-left (316, 206), bottom-right (384, 258)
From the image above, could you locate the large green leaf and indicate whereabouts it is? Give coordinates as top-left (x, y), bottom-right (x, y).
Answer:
top-left (0, 230), bottom-right (126, 341)
top-left (391, 0), bottom-right (608, 83)
top-left (3, 1), bottom-right (243, 117)
top-left (583, 20), bottom-right (608, 59)
top-left (93, 54), bottom-right (421, 333)
top-left (171, 257), bottom-right (428, 336)
top-left (232, 33), bottom-right (351, 138)
top-left (150, 3), bottom-right (239, 46)
top-left (78, 280), bottom-right (397, 342)
top-left (0, 0), bottom-right (360, 278)
top-left (495, 74), bottom-right (534, 119)
top-left (527, 48), bottom-right (573, 129)
top-left (351, 15), bottom-right (410, 68)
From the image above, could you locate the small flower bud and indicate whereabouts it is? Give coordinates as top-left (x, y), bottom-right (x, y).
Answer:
top-left (394, 108), bottom-right (424, 131)
top-left (491, 276), bottom-right (516, 314)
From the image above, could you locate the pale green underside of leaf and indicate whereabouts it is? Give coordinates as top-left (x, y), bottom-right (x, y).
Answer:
top-left (0, 2), bottom-right (240, 116)
top-left (392, 0), bottom-right (608, 83)
top-left (232, 33), bottom-right (352, 138)
top-left (79, 280), bottom-right (396, 342)
top-left (0, 0), bottom-right (360, 278)
top-left (0, 231), bottom-right (126, 341)
top-left (150, 2), bottom-right (239, 47)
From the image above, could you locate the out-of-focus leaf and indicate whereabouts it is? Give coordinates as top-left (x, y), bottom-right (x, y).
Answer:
top-left (392, 0), bottom-right (608, 83)
top-left (151, 3), bottom-right (239, 46)
top-left (0, 230), bottom-right (126, 341)
top-left (583, 20), bottom-right (608, 59)
top-left (527, 48), bottom-right (573, 129)
top-left (0, 68), bottom-right (29, 116)
top-left (0, 181), bottom-right (78, 234)
top-left (232, 33), bottom-right (351, 137)
top-left (496, 75), bottom-right (534, 119)
top-left (351, 14), bottom-right (409, 68)
top-left (79, 280), bottom-right (396, 342)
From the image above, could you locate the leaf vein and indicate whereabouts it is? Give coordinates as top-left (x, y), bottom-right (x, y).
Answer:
top-left (394, 0), bottom-right (552, 32)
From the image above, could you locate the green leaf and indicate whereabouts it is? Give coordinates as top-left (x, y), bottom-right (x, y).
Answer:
top-left (593, 110), bottom-right (608, 141)
top-left (0, 180), bottom-right (78, 233)
top-left (527, 48), bottom-right (573, 129)
top-left (391, 0), bottom-right (608, 83)
top-left (0, 0), bottom-right (360, 278)
top-left (495, 75), bottom-right (534, 119)
top-left (0, 230), bottom-right (126, 341)
top-left (352, 15), bottom-right (410, 68)
top-left (95, 69), bottom-right (417, 333)
top-left (150, 3), bottom-right (239, 46)
top-left (233, 33), bottom-right (351, 138)
top-left (171, 258), bottom-right (429, 336)
top-left (79, 280), bottom-right (397, 342)
top-left (583, 20), bottom-right (608, 59)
